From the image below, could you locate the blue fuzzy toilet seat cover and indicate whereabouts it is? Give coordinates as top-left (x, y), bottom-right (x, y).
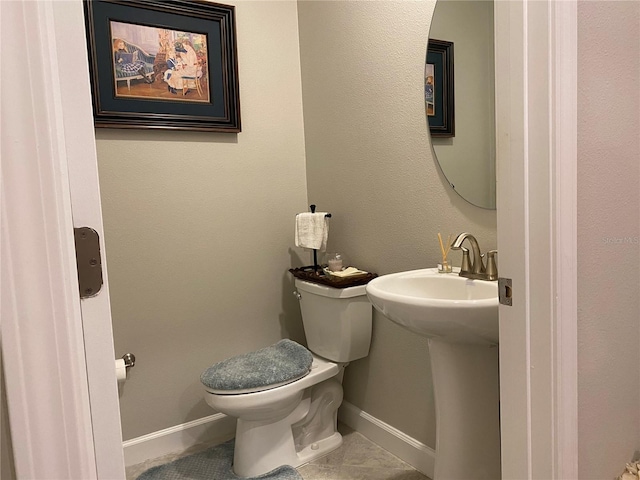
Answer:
top-left (201, 339), bottom-right (313, 394)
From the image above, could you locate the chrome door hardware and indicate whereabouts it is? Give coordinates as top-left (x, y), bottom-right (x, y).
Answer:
top-left (498, 277), bottom-right (513, 306)
top-left (74, 227), bottom-right (103, 299)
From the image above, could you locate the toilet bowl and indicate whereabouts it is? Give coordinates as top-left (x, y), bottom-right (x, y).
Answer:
top-left (201, 279), bottom-right (372, 478)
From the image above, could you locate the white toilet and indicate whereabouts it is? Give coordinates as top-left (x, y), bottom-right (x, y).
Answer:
top-left (201, 278), bottom-right (372, 477)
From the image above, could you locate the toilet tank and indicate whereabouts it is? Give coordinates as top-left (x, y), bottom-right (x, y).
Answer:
top-left (294, 279), bottom-right (372, 363)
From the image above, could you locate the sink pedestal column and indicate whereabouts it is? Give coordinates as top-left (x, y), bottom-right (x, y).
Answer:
top-left (428, 339), bottom-right (501, 480)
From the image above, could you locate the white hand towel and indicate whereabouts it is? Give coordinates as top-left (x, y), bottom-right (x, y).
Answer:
top-left (295, 212), bottom-right (329, 251)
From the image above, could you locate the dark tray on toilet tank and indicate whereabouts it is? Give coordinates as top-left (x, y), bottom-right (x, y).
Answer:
top-left (289, 266), bottom-right (377, 289)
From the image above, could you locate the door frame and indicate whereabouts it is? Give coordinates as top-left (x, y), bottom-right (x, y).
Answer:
top-left (495, 0), bottom-right (578, 478)
top-left (1, 0), bottom-right (578, 477)
top-left (1, 0), bottom-right (125, 478)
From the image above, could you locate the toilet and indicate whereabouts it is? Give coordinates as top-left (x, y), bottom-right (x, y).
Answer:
top-left (201, 278), bottom-right (372, 477)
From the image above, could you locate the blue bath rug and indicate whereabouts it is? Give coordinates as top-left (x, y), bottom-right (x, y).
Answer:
top-left (136, 440), bottom-right (302, 480)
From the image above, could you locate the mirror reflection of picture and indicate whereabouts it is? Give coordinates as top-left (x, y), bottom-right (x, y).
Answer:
top-left (425, 63), bottom-right (435, 116)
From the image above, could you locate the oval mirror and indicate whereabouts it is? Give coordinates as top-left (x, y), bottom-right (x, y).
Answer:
top-left (426, 0), bottom-right (496, 209)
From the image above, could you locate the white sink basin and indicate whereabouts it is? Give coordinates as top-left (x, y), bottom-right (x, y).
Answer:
top-left (366, 268), bottom-right (498, 344)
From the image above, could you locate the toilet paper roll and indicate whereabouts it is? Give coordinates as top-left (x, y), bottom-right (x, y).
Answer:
top-left (115, 358), bottom-right (127, 383)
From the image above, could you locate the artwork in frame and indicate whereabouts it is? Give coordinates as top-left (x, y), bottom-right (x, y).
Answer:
top-left (425, 39), bottom-right (454, 137)
top-left (84, 0), bottom-right (241, 132)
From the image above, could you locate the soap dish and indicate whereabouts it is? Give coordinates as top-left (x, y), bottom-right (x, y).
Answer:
top-left (322, 266), bottom-right (369, 280)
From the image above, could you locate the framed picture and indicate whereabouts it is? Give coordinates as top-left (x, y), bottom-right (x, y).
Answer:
top-left (425, 39), bottom-right (454, 137)
top-left (84, 0), bottom-right (241, 132)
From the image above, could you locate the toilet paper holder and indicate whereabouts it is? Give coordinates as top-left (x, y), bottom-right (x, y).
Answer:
top-left (115, 353), bottom-right (135, 384)
top-left (121, 353), bottom-right (136, 369)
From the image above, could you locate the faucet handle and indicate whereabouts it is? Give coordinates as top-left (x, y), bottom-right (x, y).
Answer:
top-left (459, 246), bottom-right (471, 274)
top-left (485, 250), bottom-right (498, 281)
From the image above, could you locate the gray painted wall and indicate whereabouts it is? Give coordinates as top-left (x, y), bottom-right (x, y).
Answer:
top-left (97, 0), bottom-right (309, 440)
top-left (577, 1), bottom-right (640, 478)
top-left (297, 0), bottom-right (497, 447)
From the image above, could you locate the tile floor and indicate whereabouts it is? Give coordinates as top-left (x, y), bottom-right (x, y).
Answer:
top-left (297, 424), bottom-right (431, 480)
top-left (126, 423), bottom-right (431, 480)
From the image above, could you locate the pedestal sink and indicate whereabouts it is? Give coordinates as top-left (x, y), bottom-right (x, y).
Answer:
top-left (366, 268), bottom-right (500, 480)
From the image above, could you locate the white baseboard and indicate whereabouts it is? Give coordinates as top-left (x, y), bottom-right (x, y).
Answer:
top-left (338, 401), bottom-right (436, 478)
top-left (122, 413), bottom-right (236, 467)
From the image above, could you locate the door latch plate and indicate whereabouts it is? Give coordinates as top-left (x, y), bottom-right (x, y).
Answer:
top-left (498, 277), bottom-right (512, 306)
top-left (74, 227), bottom-right (103, 298)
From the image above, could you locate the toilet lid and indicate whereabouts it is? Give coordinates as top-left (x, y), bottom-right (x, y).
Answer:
top-left (200, 339), bottom-right (313, 394)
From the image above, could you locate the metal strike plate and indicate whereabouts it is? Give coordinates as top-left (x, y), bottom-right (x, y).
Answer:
top-left (74, 227), bottom-right (103, 298)
top-left (498, 277), bottom-right (513, 306)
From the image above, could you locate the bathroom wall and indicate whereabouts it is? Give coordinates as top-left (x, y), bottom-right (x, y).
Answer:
top-left (95, 0), bottom-right (309, 440)
top-left (577, 1), bottom-right (640, 478)
top-left (297, 0), bottom-right (497, 448)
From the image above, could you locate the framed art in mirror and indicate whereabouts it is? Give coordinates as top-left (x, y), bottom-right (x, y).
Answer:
top-left (84, 0), bottom-right (241, 132)
top-left (425, 39), bottom-right (454, 137)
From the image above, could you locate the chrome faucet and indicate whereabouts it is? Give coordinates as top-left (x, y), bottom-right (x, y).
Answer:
top-left (450, 232), bottom-right (498, 281)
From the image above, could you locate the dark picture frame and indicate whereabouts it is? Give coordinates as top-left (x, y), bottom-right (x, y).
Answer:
top-left (426, 39), bottom-right (454, 137)
top-left (84, 0), bottom-right (241, 132)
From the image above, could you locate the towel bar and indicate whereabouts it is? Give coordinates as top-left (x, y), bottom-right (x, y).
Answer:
top-left (308, 205), bottom-right (331, 272)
